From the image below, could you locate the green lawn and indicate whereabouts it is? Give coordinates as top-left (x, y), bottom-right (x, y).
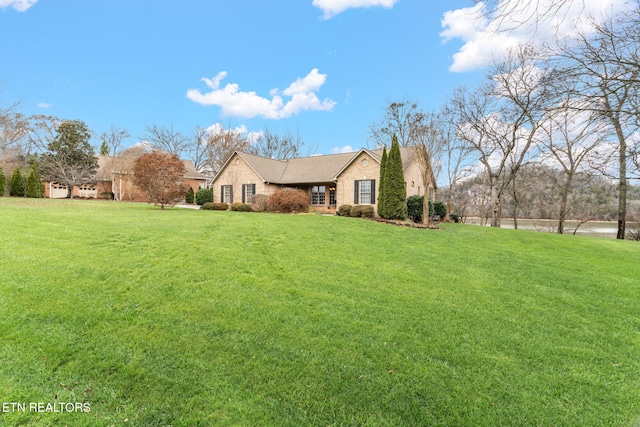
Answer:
top-left (1, 198), bottom-right (639, 426)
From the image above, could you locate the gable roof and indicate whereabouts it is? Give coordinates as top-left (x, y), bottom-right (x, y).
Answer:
top-left (217, 146), bottom-right (432, 186)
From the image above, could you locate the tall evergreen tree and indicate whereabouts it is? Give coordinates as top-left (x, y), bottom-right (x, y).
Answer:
top-left (100, 140), bottom-right (109, 155)
top-left (0, 167), bottom-right (5, 196)
top-left (385, 134), bottom-right (407, 220)
top-left (377, 146), bottom-right (388, 217)
top-left (9, 168), bottom-right (25, 197)
top-left (25, 166), bottom-right (43, 198)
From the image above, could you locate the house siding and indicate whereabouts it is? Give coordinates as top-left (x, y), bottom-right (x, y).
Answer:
top-left (403, 159), bottom-right (425, 198)
top-left (212, 153), bottom-right (270, 203)
top-left (336, 151), bottom-right (381, 208)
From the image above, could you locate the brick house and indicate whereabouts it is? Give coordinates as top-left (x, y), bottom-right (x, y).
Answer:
top-left (44, 155), bottom-right (207, 201)
top-left (211, 146), bottom-right (437, 212)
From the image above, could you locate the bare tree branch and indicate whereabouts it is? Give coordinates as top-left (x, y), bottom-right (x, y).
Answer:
top-left (142, 125), bottom-right (189, 157)
top-left (100, 124), bottom-right (130, 156)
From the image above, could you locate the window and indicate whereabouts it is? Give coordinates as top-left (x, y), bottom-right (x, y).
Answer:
top-left (242, 184), bottom-right (256, 203)
top-left (221, 185), bottom-right (233, 204)
top-left (360, 180), bottom-right (371, 204)
top-left (329, 186), bottom-right (336, 206)
top-left (311, 185), bottom-right (326, 205)
top-left (353, 179), bottom-right (375, 204)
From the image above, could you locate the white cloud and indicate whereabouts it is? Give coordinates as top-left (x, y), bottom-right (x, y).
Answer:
top-left (187, 69), bottom-right (336, 120)
top-left (0, 0), bottom-right (37, 12)
top-left (441, 0), bottom-right (634, 72)
top-left (312, 0), bottom-right (398, 19)
top-left (37, 102), bottom-right (52, 109)
top-left (332, 145), bottom-right (354, 154)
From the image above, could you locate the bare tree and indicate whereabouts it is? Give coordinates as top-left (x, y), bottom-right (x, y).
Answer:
top-left (118, 142), bottom-right (152, 159)
top-left (201, 125), bottom-right (251, 175)
top-left (248, 127), bottom-right (308, 160)
top-left (142, 125), bottom-right (189, 157)
top-left (188, 127), bottom-right (211, 172)
top-left (99, 124), bottom-right (130, 156)
top-left (475, 0), bottom-right (586, 34)
top-left (537, 94), bottom-right (609, 233)
top-left (0, 102), bottom-right (32, 171)
top-left (451, 45), bottom-right (553, 227)
top-left (440, 106), bottom-right (475, 217)
top-left (369, 96), bottom-right (434, 149)
top-left (556, 11), bottom-right (640, 238)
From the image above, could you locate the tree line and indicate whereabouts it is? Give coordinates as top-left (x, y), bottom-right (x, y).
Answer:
top-left (367, 6), bottom-right (640, 239)
top-left (0, 104), bottom-right (311, 199)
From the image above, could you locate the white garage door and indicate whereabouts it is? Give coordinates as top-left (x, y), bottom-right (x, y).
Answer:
top-left (50, 183), bottom-right (68, 198)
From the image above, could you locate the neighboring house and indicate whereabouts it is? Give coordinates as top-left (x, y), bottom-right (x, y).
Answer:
top-left (211, 146), bottom-right (437, 212)
top-left (44, 155), bottom-right (207, 201)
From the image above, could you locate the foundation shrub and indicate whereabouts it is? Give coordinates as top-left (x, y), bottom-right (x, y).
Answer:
top-left (196, 188), bottom-right (213, 205)
top-left (251, 194), bottom-right (268, 212)
top-left (407, 195), bottom-right (424, 223)
top-left (201, 202), bottom-right (228, 211)
top-left (231, 202), bottom-right (253, 212)
top-left (337, 205), bottom-right (352, 216)
top-left (267, 188), bottom-right (310, 213)
top-left (360, 205), bottom-right (375, 218)
top-left (350, 205), bottom-right (363, 218)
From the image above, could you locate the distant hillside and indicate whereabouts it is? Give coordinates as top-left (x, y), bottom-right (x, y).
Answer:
top-left (442, 163), bottom-right (640, 222)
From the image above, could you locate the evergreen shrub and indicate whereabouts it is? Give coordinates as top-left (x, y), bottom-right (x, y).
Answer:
top-left (9, 168), bottom-right (25, 197)
top-left (360, 205), bottom-right (375, 218)
top-left (0, 167), bottom-right (5, 196)
top-left (407, 196), bottom-right (448, 223)
top-left (231, 202), bottom-right (253, 212)
top-left (349, 205), bottom-right (363, 217)
top-left (185, 187), bottom-right (195, 204)
top-left (196, 188), bottom-right (213, 205)
top-left (432, 201), bottom-right (448, 218)
top-left (25, 168), bottom-right (43, 198)
top-left (201, 202), bottom-right (228, 210)
top-left (407, 195), bottom-right (424, 223)
top-left (337, 205), bottom-right (352, 216)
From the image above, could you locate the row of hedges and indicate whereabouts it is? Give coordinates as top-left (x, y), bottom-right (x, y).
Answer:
top-left (201, 202), bottom-right (228, 210)
top-left (1, 167), bottom-right (44, 198)
top-left (198, 188), bottom-right (457, 223)
top-left (200, 188), bottom-right (312, 213)
top-left (337, 205), bottom-right (375, 218)
top-left (340, 198), bottom-right (453, 223)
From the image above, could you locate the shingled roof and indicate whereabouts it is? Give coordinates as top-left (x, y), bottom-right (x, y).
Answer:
top-left (95, 155), bottom-right (207, 181)
top-left (223, 146), bottom-right (425, 185)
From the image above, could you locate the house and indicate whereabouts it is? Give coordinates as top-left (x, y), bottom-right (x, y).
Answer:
top-left (44, 155), bottom-right (207, 201)
top-left (211, 146), bottom-right (437, 212)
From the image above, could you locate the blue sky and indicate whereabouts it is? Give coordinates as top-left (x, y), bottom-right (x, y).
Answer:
top-left (0, 0), bottom-right (629, 156)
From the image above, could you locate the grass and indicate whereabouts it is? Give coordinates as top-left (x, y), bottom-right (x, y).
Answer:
top-left (0, 197), bottom-right (639, 426)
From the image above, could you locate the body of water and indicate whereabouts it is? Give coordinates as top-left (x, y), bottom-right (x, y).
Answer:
top-left (464, 218), bottom-right (619, 239)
